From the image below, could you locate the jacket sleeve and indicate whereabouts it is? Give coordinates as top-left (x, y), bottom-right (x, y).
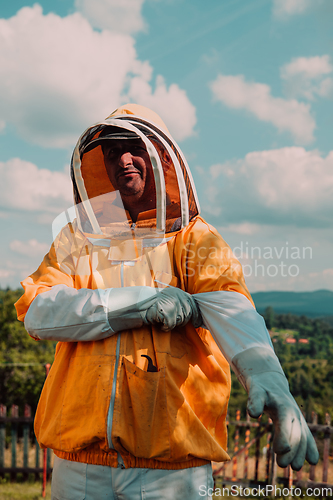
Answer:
top-left (22, 284), bottom-right (114, 341)
top-left (23, 284), bottom-right (159, 342)
top-left (15, 224), bottom-right (158, 341)
top-left (15, 225), bottom-right (77, 328)
top-left (189, 244), bottom-right (318, 472)
top-left (193, 291), bottom-right (280, 381)
top-left (176, 218), bottom-right (275, 368)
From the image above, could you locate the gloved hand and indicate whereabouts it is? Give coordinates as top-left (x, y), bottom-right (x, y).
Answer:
top-left (107, 286), bottom-right (159, 332)
top-left (232, 347), bottom-right (319, 470)
top-left (193, 291), bottom-right (319, 470)
top-left (246, 372), bottom-right (319, 470)
top-left (145, 287), bottom-right (202, 331)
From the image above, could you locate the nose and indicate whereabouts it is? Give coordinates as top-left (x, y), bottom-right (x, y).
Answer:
top-left (118, 151), bottom-right (133, 168)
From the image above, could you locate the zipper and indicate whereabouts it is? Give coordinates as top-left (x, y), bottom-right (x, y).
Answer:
top-left (106, 261), bottom-right (124, 451)
top-left (120, 260), bottom-right (124, 288)
top-left (107, 334), bottom-right (121, 450)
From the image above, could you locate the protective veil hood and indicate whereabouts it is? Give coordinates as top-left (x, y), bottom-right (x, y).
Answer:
top-left (69, 104), bottom-right (200, 239)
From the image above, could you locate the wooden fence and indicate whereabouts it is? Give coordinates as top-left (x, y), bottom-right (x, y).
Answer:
top-left (0, 404), bottom-right (332, 492)
top-left (213, 410), bottom-right (333, 492)
top-left (0, 404), bottom-right (52, 481)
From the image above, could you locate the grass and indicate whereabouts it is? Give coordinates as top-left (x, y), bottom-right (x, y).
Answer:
top-left (1, 442), bottom-right (53, 499)
top-left (0, 475), bottom-right (331, 500)
top-left (2, 442), bottom-right (333, 499)
top-left (0, 480), bottom-right (51, 500)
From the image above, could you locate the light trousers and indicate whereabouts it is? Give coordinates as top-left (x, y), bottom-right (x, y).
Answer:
top-left (51, 456), bottom-right (214, 500)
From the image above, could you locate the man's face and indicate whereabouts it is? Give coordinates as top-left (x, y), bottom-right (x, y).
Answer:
top-left (103, 139), bottom-right (156, 210)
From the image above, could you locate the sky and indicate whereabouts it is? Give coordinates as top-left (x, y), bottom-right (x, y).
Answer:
top-left (0, 0), bottom-right (332, 293)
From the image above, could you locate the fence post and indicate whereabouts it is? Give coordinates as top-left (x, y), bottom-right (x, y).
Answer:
top-left (23, 404), bottom-right (31, 480)
top-left (47, 448), bottom-right (52, 480)
top-left (284, 466), bottom-right (288, 479)
top-left (288, 465), bottom-right (293, 490)
top-left (42, 363), bottom-right (51, 498)
top-left (322, 413), bottom-right (331, 483)
top-left (35, 436), bottom-right (40, 481)
top-left (243, 413), bottom-right (250, 479)
top-left (296, 466), bottom-right (302, 484)
top-left (295, 411), bottom-right (305, 485)
top-left (232, 409), bottom-right (240, 481)
top-left (11, 405), bottom-right (19, 481)
top-left (223, 411), bottom-right (229, 480)
top-left (265, 418), bottom-right (273, 484)
top-left (309, 412), bottom-right (318, 482)
top-left (269, 451), bottom-right (277, 488)
top-left (0, 405), bottom-right (6, 472)
top-left (254, 415), bottom-right (261, 482)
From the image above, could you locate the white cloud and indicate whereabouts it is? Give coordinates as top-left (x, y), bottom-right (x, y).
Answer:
top-left (323, 268), bottom-right (333, 277)
top-left (204, 147), bottom-right (333, 227)
top-left (210, 74), bottom-right (315, 144)
top-left (206, 224), bottom-right (333, 292)
top-left (0, 158), bottom-right (73, 213)
top-left (0, 259), bottom-right (45, 288)
top-left (128, 75), bottom-right (197, 142)
top-left (0, 5), bottom-right (196, 148)
top-left (282, 55), bottom-right (333, 79)
top-left (75, 0), bottom-right (146, 34)
top-left (0, 269), bottom-right (13, 279)
top-left (273, 0), bottom-right (312, 18)
top-left (218, 223), bottom-right (261, 236)
top-left (281, 56), bottom-right (333, 100)
top-left (10, 239), bottom-right (50, 258)
top-left (297, 268), bottom-right (333, 292)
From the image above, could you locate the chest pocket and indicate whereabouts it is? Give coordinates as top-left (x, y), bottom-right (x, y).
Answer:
top-left (115, 357), bottom-right (170, 460)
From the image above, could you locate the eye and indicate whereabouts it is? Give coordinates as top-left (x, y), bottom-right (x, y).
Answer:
top-left (131, 145), bottom-right (146, 154)
top-left (106, 147), bottom-right (121, 158)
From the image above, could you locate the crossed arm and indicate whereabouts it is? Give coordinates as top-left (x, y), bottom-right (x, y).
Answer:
top-left (24, 283), bottom-right (319, 470)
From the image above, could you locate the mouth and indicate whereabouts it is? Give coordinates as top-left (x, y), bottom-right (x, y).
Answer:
top-left (117, 169), bottom-right (141, 179)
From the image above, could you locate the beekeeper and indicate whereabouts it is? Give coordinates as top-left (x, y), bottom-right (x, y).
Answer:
top-left (15, 104), bottom-right (318, 500)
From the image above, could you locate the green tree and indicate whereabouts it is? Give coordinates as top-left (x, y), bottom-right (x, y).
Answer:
top-left (0, 289), bottom-right (55, 411)
top-left (264, 306), bottom-right (275, 330)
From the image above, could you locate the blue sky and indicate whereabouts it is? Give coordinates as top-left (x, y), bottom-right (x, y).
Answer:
top-left (0, 0), bottom-right (332, 293)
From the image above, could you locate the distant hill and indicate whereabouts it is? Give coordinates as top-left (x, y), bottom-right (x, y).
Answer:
top-left (252, 289), bottom-right (333, 319)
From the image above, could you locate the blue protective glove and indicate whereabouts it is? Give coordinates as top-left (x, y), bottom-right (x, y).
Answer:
top-left (145, 287), bottom-right (202, 331)
top-left (233, 348), bottom-right (319, 470)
